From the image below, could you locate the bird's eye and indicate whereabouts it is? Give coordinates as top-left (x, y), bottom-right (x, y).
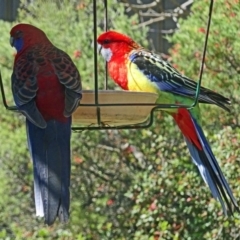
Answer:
top-left (103, 39), bottom-right (110, 44)
top-left (15, 30), bottom-right (22, 38)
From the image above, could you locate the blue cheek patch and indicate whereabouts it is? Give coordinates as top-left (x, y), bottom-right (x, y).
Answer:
top-left (14, 38), bottom-right (24, 52)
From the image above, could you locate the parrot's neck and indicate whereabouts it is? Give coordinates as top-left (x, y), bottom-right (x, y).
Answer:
top-left (108, 55), bottom-right (129, 90)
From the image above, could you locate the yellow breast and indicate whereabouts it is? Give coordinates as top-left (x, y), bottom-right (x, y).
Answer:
top-left (126, 61), bottom-right (159, 94)
top-left (125, 60), bottom-right (193, 112)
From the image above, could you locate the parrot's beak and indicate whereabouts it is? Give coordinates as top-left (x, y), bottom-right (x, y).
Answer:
top-left (97, 44), bottom-right (102, 54)
top-left (10, 36), bottom-right (14, 47)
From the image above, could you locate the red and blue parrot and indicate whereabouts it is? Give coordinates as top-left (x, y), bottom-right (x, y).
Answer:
top-left (97, 31), bottom-right (239, 215)
top-left (10, 23), bottom-right (82, 225)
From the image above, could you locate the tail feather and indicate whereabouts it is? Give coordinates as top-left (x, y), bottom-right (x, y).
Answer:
top-left (198, 87), bottom-right (231, 112)
top-left (192, 118), bottom-right (238, 212)
top-left (190, 117), bottom-right (239, 213)
top-left (194, 120), bottom-right (237, 202)
top-left (27, 118), bottom-right (71, 225)
top-left (33, 166), bottom-right (44, 217)
top-left (174, 109), bottom-right (239, 215)
top-left (185, 138), bottom-right (235, 215)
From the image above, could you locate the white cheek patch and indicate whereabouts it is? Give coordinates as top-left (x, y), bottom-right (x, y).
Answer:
top-left (98, 45), bottom-right (112, 62)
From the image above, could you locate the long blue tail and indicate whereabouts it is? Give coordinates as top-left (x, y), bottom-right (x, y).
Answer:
top-left (26, 117), bottom-right (71, 225)
top-left (185, 116), bottom-right (239, 215)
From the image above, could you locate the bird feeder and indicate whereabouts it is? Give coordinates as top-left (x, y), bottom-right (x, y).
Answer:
top-left (0, 0), bottom-right (214, 131)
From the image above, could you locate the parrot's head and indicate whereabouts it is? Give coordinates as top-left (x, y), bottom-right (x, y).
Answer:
top-left (97, 30), bottom-right (140, 62)
top-left (10, 23), bottom-right (50, 53)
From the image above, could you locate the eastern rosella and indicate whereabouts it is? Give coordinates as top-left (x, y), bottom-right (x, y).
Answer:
top-left (10, 23), bottom-right (82, 225)
top-left (97, 31), bottom-right (239, 215)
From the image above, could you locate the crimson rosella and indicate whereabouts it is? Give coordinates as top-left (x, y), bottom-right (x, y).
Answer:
top-left (97, 30), bottom-right (239, 215)
top-left (10, 23), bottom-right (82, 225)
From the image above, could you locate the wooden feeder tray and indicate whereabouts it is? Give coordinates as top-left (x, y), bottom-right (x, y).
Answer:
top-left (73, 90), bottom-right (158, 126)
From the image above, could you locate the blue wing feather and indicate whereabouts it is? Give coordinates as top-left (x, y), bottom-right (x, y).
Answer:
top-left (129, 51), bottom-right (193, 95)
top-left (129, 50), bottom-right (230, 111)
top-left (11, 73), bottom-right (46, 128)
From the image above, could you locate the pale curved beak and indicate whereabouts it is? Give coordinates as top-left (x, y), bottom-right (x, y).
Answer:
top-left (97, 44), bottom-right (102, 54)
top-left (10, 36), bottom-right (14, 47)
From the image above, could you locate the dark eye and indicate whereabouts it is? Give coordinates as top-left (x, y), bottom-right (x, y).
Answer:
top-left (103, 39), bottom-right (110, 44)
top-left (15, 30), bottom-right (22, 38)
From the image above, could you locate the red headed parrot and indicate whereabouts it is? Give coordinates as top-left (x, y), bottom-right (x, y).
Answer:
top-left (97, 30), bottom-right (239, 215)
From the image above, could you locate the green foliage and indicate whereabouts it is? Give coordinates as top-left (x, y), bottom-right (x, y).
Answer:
top-left (0, 0), bottom-right (240, 239)
top-left (16, 0), bottom-right (148, 90)
top-left (166, 0), bottom-right (240, 238)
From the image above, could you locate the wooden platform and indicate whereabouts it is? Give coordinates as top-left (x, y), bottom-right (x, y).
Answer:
top-left (72, 90), bottom-right (158, 126)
